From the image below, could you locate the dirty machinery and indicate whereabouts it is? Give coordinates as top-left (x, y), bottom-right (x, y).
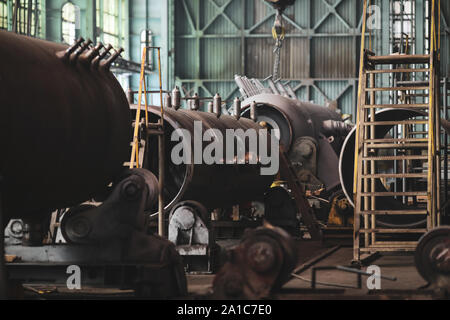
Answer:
top-left (0, 31), bottom-right (186, 298)
top-left (236, 75), bottom-right (354, 228)
top-left (129, 71), bottom-right (353, 273)
top-left (212, 225), bottom-right (298, 300)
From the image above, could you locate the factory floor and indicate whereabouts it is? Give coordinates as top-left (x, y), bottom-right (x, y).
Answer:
top-left (16, 239), bottom-right (440, 300)
top-left (188, 240), bottom-right (438, 300)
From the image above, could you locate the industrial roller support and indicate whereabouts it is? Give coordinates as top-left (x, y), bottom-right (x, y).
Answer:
top-left (415, 226), bottom-right (450, 294)
top-left (168, 201), bottom-right (217, 273)
top-left (212, 226), bottom-right (297, 299)
top-left (60, 169), bottom-right (158, 244)
top-left (6, 169), bottom-right (187, 298)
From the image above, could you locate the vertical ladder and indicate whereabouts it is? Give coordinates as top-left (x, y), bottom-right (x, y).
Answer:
top-left (129, 46), bottom-right (166, 237)
top-left (353, 0), bottom-right (442, 262)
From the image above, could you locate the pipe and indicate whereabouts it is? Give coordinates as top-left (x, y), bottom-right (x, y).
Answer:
top-left (207, 101), bottom-right (214, 113)
top-left (100, 47), bottom-right (124, 71)
top-left (69, 39), bottom-right (93, 64)
top-left (79, 42), bottom-right (104, 65)
top-left (214, 93), bottom-right (222, 118)
top-left (56, 37), bottom-right (84, 62)
top-left (91, 44), bottom-right (113, 69)
top-left (234, 97), bottom-right (241, 120)
top-left (250, 101), bottom-right (258, 122)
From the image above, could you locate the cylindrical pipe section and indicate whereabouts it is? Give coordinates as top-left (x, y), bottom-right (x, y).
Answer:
top-left (171, 87), bottom-right (181, 110)
top-left (214, 93), bottom-right (222, 118)
top-left (234, 97), bottom-right (241, 120)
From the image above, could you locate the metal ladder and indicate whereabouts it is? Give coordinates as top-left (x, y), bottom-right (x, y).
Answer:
top-left (352, 0), bottom-right (442, 262)
top-left (129, 46), bottom-right (166, 237)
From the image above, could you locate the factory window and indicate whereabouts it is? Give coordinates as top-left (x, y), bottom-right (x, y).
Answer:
top-left (141, 29), bottom-right (153, 69)
top-left (0, 0), bottom-right (7, 30)
top-left (390, 0), bottom-right (415, 54)
top-left (96, 0), bottom-right (125, 48)
top-left (10, 0), bottom-right (42, 37)
top-left (62, 2), bottom-right (80, 45)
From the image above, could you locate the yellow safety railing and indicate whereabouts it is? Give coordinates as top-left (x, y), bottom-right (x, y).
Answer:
top-left (130, 46), bottom-right (165, 169)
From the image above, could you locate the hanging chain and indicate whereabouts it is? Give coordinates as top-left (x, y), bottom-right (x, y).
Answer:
top-left (272, 9), bottom-right (285, 81)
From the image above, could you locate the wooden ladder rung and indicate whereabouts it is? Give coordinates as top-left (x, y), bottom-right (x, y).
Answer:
top-left (360, 191), bottom-right (427, 197)
top-left (366, 68), bottom-right (429, 74)
top-left (361, 173), bottom-right (427, 178)
top-left (361, 143), bottom-right (428, 149)
top-left (362, 155), bottom-right (428, 161)
top-left (363, 103), bottom-right (429, 109)
top-left (362, 120), bottom-right (428, 126)
top-left (366, 86), bottom-right (429, 92)
top-left (360, 247), bottom-right (416, 252)
top-left (367, 54), bottom-right (430, 65)
top-left (359, 210), bottom-right (428, 215)
top-left (363, 138), bottom-right (428, 143)
top-left (359, 228), bottom-right (428, 233)
top-left (371, 241), bottom-right (418, 246)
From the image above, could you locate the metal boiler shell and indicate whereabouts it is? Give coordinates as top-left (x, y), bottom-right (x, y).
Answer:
top-left (241, 94), bottom-right (343, 151)
top-left (0, 31), bottom-right (131, 218)
top-left (143, 106), bottom-right (275, 211)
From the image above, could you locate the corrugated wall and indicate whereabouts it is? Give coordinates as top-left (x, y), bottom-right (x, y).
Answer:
top-left (169, 0), bottom-right (449, 117)
top-left (171, 0), bottom-right (362, 116)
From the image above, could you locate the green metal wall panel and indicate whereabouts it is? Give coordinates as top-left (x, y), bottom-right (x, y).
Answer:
top-left (170, 0), bottom-right (449, 118)
top-left (171, 0), bottom-right (364, 115)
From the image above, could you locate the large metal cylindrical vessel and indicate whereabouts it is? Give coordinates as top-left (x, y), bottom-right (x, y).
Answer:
top-left (241, 94), bottom-right (344, 151)
top-left (140, 106), bottom-right (276, 211)
top-left (339, 108), bottom-right (427, 227)
top-left (0, 31), bottom-right (131, 218)
top-left (240, 93), bottom-right (350, 191)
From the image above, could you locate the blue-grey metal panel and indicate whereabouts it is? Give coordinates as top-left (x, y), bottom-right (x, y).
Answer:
top-left (171, 0), bottom-right (363, 114)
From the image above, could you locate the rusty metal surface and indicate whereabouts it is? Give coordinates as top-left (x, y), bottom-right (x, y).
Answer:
top-left (132, 105), bottom-right (275, 212)
top-left (212, 226), bottom-right (297, 299)
top-left (0, 31), bottom-right (131, 218)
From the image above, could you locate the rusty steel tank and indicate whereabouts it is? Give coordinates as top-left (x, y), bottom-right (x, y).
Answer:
top-left (0, 31), bottom-right (131, 219)
top-left (132, 105), bottom-right (276, 212)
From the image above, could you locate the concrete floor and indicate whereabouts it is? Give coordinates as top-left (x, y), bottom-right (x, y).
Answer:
top-left (17, 240), bottom-right (439, 300)
top-left (187, 241), bottom-right (436, 300)
top-left (280, 246), bottom-right (432, 299)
